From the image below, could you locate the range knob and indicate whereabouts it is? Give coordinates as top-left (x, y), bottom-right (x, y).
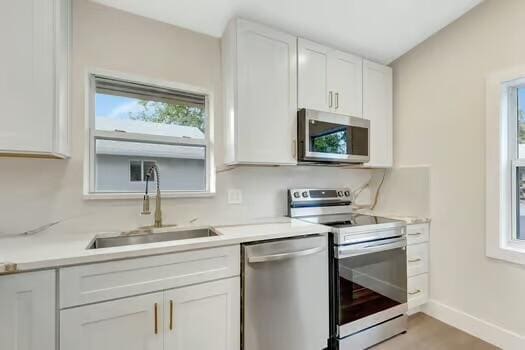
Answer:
top-left (337, 191), bottom-right (344, 197)
top-left (293, 191), bottom-right (300, 199)
top-left (302, 191), bottom-right (309, 198)
top-left (344, 190), bottom-right (350, 197)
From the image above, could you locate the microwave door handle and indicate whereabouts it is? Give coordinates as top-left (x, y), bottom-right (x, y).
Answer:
top-left (335, 238), bottom-right (406, 259)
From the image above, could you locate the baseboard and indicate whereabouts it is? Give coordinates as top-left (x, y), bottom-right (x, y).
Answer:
top-left (422, 300), bottom-right (524, 350)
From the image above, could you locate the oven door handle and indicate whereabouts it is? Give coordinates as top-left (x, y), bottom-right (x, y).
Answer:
top-left (335, 237), bottom-right (406, 259)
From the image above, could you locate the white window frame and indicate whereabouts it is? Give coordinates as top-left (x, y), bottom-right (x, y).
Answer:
top-left (486, 67), bottom-right (525, 265)
top-left (83, 69), bottom-right (215, 199)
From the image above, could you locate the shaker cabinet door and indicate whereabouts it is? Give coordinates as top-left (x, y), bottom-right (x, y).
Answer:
top-left (298, 38), bottom-right (331, 112)
top-left (328, 51), bottom-right (363, 117)
top-left (363, 59), bottom-right (393, 167)
top-left (164, 278), bottom-right (240, 350)
top-left (236, 20), bottom-right (297, 164)
top-left (0, 270), bottom-right (56, 350)
top-left (61, 292), bottom-right (164, 350)
top-left (0, 0), bottom-right (70, 157)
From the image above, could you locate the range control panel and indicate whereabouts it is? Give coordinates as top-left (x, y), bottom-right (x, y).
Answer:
top-left (288, 188), bottom-right (352, 202)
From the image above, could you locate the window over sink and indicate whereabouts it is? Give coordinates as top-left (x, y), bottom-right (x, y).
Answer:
top-left (85, 71), bottom-right (214, 198)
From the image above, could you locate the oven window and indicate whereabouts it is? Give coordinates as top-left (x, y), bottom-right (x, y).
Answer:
top-left (309, 120), bottom-right (368, 156)
top-left (337, 248), bottom-right (407, 325)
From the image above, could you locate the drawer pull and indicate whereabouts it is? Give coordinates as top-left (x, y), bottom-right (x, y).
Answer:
top-left (154, 303), bottom-right (159, 334)
top-left (408, 289), bottom-right (422, 296)
top-left (408, 258), bottom-right (422, 263)
top-left (408, 232), bottom-right (422, 236)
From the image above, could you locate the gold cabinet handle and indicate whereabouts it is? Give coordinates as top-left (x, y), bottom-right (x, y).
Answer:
top-left (408, 258), bottom-right (422, 263)
top-left (408, 289), bottom-right (422, 296)
top-left (169, 300), bottom-right (174, 330)
top-left (154, 302), bottom-right (159, 334)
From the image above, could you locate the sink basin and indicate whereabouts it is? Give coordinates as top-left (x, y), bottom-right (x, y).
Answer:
top-left (87, 227), bottom-right (218, 249)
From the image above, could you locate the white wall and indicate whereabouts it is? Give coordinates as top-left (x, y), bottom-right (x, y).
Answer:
top-left (0, 0), bottom-right (374, 236)
top-left (392, 0), bottom-right (525, 338)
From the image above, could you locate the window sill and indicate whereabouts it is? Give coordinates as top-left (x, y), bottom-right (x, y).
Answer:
top-left (84, 191), bottom-right (216, 200)
top-left (487, 240), bottom-right (525, 265)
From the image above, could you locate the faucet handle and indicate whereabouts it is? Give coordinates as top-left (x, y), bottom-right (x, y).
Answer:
top-left (141, 194), bottom-right (151, 215)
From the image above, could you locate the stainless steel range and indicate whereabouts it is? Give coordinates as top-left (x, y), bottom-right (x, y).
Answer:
top-left (288, 188), bottom-right (408, 350)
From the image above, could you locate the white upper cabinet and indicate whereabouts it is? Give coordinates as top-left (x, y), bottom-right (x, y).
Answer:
top-left (0, 271), bottom-right (56, 350)
top-left (222, 18), bottom-right (298, 165)
top-left (328, 50), bottom-right (363, 117)
top-left (363, 59), bottom-right (393, 167)
top-left (297, 39), bottom-right (330, 112)
top-left (298, 38), bottom-right (363, 117)
top-left (0, 0), bottom-right (70, 158)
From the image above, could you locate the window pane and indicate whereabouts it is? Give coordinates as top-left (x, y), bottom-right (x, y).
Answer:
top-left (95, 139), bottom-right (206, 192)
top-left (518, 87), bottom-right (525, 158)
top-left (129, 160), bottom-right (142, 182)
top-left (95, 93), bottom-right (205, 139)
top-left (517, 167), bottom-right (525, 240)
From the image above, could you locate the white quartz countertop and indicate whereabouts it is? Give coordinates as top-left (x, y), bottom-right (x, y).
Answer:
top-left (0, 217), bottom-right (331, 274)
top-left (0, 212), bottom-right (430, 275)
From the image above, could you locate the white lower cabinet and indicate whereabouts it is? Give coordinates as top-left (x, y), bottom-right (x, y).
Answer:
top-left (61, 292), bottom-right (164, 350)
top-left (406, 223), bottom-right (430, 311)
top-left (60, 277), bottom-right (240, 350)
top-left (165, 278), bottom-right (240, 350)
top-left (0, 270), bottom-right (56, 350)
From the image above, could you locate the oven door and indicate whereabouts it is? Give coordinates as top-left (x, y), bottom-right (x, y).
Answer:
top-left (298, 109), bottom-right (370, 163)
top-left (333, 236), bottom-right (407, 339)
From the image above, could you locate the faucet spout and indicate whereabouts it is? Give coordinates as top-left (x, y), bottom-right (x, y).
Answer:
top-left (143, 164), bottom-right (162, 228)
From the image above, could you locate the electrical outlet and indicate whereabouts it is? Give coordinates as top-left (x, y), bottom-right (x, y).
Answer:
top-left (228, 189), bottom-right (243, 204)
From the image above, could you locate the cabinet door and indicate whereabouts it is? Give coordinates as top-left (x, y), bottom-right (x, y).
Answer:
top-left (164, 278), bottom-right (240, 350)
top-left (363, 60), bottom-right (393, 167)
top-left (298, 38), bottom-right (331, 112)
top-left (0, 0), bottom-right (70, 157)
top-left (236, 20), bottom-right (297, 164)
top-left (61, 292), bottom-right (164, 350)
top-left (328, 51), bottom-right (363, 117)
top-left (0, 270), bottom-right (56, 350)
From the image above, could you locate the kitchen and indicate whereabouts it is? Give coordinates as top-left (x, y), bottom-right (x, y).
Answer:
top-left (0, 0), bottom-right (523, 349)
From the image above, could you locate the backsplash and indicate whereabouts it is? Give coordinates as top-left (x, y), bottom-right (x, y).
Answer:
top-left (0, 161), bottom-right (375, 236)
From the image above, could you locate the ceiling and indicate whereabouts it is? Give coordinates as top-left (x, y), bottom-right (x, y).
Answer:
top-left (91, 0), bottom-right (482, 64)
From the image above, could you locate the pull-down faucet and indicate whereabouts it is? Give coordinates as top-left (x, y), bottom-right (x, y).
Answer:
top-left (141, 164), bottom-right (162, 228)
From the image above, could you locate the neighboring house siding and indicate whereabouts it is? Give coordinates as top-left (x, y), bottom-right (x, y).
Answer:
top-left (96, 155), bottom-right (205, 192)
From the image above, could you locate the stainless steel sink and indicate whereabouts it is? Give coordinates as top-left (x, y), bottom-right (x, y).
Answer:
top-left (87, 227), bottom-right (218, 249)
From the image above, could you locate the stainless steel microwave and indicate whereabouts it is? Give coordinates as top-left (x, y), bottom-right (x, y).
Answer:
top-left (297, 109), bottom-right (370, 164)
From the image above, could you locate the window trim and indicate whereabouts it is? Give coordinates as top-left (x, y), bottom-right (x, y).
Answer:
top-left (486, 67), bottom-right (525, 265)
top-left (83, 68), bottom-right (215, 199)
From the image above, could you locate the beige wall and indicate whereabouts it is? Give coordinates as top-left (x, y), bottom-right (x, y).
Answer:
top-left (0, 0), bottom-right (373, 236)
top-left (392, 0), bottom-right (525, 336)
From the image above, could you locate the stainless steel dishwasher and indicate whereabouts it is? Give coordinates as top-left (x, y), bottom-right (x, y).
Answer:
top-left (242, 234), bottom-right (329, 350)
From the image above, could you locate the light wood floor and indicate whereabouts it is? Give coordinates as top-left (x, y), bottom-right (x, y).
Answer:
top-left (370, 313), bottom-right (500, 350)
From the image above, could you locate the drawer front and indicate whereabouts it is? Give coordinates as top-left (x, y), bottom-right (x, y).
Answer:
top-left (407, 243), bottom-right (429, 277)
top-left (60, 245), bottom-right (240, 308)
top-left (406, 223), bottom-right (429, 245)
top-left (407, 273), bottom-right (429, 309)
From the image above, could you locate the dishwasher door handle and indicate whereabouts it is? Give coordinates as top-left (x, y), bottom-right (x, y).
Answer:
top-left (248, 245), bottom-right (325, 263)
